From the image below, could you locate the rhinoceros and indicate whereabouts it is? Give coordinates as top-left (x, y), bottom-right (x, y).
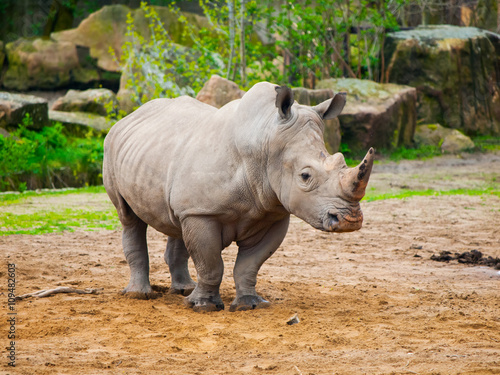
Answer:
top-left (103, 82), bottom-right (374, 312)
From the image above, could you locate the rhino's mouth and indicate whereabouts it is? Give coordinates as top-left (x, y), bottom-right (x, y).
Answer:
top-left (321, 210), bottom-right (362, 232)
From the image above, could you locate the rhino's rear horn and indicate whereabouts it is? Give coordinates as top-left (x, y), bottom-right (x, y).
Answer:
top-left (275, 85), bottom-right (294, 120)
top-left (340, 147), bottom-right (375, 201)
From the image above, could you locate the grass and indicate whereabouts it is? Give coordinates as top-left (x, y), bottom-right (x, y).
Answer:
top-left (0, 186), bottom-right (106, 207)
top-left (0, 209), bottom-right (120, 235)
top-left (364, 187), bottom-right (500, 202)
top-left (473, 136), bottom-right (500, 152)
top-left (0, 186), bottom-right (119, 236)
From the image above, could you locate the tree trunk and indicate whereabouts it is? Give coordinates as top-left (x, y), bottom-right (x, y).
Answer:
top-left (43, 0), bottom-right (76, 37)
top-left (497, 0), bottom-right (500, 33)
top-left (227, 0), bottom-right (235, 80)
top-left (240, 0), bottom-right (246, 86)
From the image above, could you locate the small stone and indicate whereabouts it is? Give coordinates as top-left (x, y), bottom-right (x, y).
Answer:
top-left (286, 313), bottom-right (300, 325)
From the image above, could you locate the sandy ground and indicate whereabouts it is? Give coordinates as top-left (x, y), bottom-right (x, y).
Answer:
top-left (1, 152), bottom-right (499, 375)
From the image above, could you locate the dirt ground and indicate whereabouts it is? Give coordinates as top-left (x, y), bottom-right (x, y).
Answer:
top-left (1, 152), bottom-right (500, 375)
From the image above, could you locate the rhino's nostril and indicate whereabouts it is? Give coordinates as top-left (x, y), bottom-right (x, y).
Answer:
top-left (328, 213), bottom-right (339, 224)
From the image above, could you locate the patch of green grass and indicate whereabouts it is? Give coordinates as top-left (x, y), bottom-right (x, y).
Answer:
top-left (382, 145), bottom-right (442, 162)
top-left (0, 186), bottom-right (118, 236)
top-left (0, 208), bottom-right (120, 236)
top-left (473, 136), bottom-right (500, 152)
top-left (0, 186), bottom-right (107, 207)
top-left (364, 188), bottom-right (500, 202)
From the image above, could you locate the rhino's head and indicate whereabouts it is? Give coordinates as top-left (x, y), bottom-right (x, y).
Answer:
top-left (271, 85), bottom-right (374, 233)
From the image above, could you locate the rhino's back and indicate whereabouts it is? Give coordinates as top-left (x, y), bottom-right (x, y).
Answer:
top-left (104, 96), bottom-right (220, 235)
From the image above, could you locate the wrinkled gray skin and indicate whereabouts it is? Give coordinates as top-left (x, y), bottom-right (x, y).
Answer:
top-left (103, 82), bottom-right (374, 312)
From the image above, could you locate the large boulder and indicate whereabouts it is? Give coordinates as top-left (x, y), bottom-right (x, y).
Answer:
top-left (414, 123), bottom-right (475, 153)
top-left (196, 75), bottom-right (245, 109)
top-left (317, 78), bottom-right (417, 152)
top-left (3, 38), bottom-right (99, 91)
top-left (51, 88), bottom-right (118, 116)
top-left (0, 92), bottom-right (49, 130)
top-left (51, 5), bottom-right (210, 72)
top-left (49, 110), bottom-right (114, 136)
top-left (292, 87), bottom-right (341, 153)
top-left (384, 25), bottom-right (500, 136)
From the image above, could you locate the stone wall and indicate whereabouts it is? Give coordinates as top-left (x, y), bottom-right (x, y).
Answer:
top-left (384, 25), bottom-right (500, 136)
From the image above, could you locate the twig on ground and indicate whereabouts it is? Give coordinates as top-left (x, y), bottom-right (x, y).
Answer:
top-left (16, 287), bottom-right (103, 300)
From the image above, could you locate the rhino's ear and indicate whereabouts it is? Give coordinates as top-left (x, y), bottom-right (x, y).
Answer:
top-left (275, 85), bottom-right (294, 120)
top-left (314, 92), bottom-right (346, 120)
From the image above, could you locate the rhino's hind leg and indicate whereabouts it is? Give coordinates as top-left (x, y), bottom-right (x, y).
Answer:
top-left (164, 237), bottom-right (196, 296)
top-left (182, 217), bottom-right (225, 312)
top-left (118, 198), bottom-right (156, 299)
top-left (230, 216), bottom-right (290, 312)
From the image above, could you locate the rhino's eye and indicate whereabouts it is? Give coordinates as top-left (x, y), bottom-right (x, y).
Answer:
top-left (301, 172), bottom-right (311, 181)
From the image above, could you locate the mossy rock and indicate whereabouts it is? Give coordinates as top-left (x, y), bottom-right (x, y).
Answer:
top-left (317, 78), bottom-right (417, 152)
top-left (384, 25), bottom-right (500, 136)
top-left (51, 5), bottom-right (212, 72)
top-left (3, 38), bottom-right (100, 91)
top-left (51, 88), bottom-right (118, 116)
top-left (49, 110), bottom-right (114, 136)
top-left (0, 92), bottom-right (49, 130)
top-left (414, 123), bottom-right (475, 153)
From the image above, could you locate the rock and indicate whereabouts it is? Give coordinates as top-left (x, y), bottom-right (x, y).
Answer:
top-left (293, 87), bottom-right (341, 153)
top-left (49, 110), bottom-right (114, 136)
top-left (51, 88), bottom-right (118, 116)
top-left (414, 123), bottom-right (475, 153)
top-left (196, 75), bottom-right (245, 109)
top-left (0, 92), bottom-right (49, 130)
top-left (51, 5), bottom-right (210, 72)
top-left (116, 87), bottom-right (136, 115)
top-left (317, 78), bottom-right (417, 152)
top-left (286, 313), bottom-right (300, 325)
top-left (414, 124), bottom-right (448, 146)
top-left (0, 128), bottom-right (11, 138)
top-left (441, 130), bottom-right (475, 153)
top-left (3, 38), bottom-right (99, 91)
top-left (384, 25), bottom-right (500, 136)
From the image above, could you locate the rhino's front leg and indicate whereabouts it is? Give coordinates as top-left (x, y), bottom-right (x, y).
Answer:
top-left (230, 216), bottom-right (290, 312)
top-left (181, 217), bottom-right (225, 312)
top-left (164, 237), bottom-right (196, 296)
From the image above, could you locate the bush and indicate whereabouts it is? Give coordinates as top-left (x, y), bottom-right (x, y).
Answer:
top-left (0, 115), bottom-right (104, 192)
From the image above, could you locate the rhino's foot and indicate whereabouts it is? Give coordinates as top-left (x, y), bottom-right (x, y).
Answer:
top-left (184, 295), bottom-right (225, 312)
top-left (169, 281), bottom-right (197, 297)
top-left (122, 285), bottom-right (160, 300)
top-left (229, 295), bottom-right (271, 312)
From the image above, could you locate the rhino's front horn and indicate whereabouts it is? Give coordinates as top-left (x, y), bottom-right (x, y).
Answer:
top-left (340, 148), bottom-right (375, 201)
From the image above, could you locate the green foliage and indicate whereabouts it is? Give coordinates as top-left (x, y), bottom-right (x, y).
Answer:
top-left (110, 1), bottom-right (413, 93)
top-left (111, 2), bottom-right (223, 108)
top-left (0, 114), bottom-right (104, 192)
